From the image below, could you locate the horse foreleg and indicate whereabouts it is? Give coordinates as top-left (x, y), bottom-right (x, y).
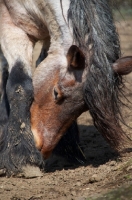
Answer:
top-left (0, 46), bottom-right (9, 161)
top-left (0, 5), bottom-right (44, 177)
top-left (0, 47), bottom-right (9, 124)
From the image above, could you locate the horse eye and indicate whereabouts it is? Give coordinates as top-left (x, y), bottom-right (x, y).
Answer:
top-left (53, 88), bottom-right (58, 100)
top-left (53, 86), bottom-right (64, 102)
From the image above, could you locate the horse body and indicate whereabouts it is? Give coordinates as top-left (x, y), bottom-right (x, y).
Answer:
top-left (0, 0), bottom-right (132, 175)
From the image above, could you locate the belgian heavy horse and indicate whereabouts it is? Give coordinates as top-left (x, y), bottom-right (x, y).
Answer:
top-left (0, 0), bottom-right (132, 176)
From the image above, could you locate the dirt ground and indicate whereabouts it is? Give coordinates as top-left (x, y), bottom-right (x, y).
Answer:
top-left (0, 18), bottom-right (132, 200)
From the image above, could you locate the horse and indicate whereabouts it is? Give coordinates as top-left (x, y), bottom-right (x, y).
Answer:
top-left (0, 0), bottom-right (132, 176)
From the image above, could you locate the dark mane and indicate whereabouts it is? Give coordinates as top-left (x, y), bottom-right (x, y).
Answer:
top-left (68, 0), bottom-right (128, 150)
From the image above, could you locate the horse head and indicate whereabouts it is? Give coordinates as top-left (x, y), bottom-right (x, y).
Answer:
top-left (30, 45), bottom-right (87, 158)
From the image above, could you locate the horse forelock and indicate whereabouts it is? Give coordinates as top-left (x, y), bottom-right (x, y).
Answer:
top-left (68, 0), bottom-right (129, 150)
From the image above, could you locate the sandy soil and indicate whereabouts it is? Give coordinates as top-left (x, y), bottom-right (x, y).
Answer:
top-left (0, 19), bottom-right (132, 200)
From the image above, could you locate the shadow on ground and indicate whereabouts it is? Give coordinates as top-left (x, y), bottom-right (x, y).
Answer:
top-left (45, 125), bottom-right (118, 172)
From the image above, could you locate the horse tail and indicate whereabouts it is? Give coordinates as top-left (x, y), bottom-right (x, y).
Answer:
top-left (68, 0), bottom-right (129, 150)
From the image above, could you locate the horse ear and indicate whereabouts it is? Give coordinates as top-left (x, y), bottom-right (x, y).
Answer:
top-left (67, 45), bottom-right (85, 69)
top-left (113, 56), bottom-right (132, 75)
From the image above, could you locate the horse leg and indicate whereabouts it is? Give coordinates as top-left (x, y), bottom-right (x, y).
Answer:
top-left (0, 47), bottom-right (9, 125)
top-left (0, 47), bottom-right (9, 158)
top-left (0, 5), bottom-right (44, 176)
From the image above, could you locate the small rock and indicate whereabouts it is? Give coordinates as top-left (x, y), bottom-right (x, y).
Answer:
top-left (112, 165), bottom-right (120, 171)
top-left (0, 169), bottom-right (6, 176)
top-left (127, 165), bottom-right (132, 171)
top-left (71, 190), bottom-right (77, 196)
top-left (89, 174), bottom-right (102, 183)
top-left (76, 181), bottom-right (82, 187)
top-left (6, 188), bottom-right (11, 191)
top-left (109, 161), bottom-right (117, 166)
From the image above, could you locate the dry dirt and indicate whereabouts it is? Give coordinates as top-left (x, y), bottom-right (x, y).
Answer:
top-left (0, 18), bottom-right (132, 200)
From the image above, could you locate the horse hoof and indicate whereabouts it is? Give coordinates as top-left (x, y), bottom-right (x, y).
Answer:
top-left (0, 168), bottom-right (6, 176)
top-left (17, 165), bottom-right (43, 178)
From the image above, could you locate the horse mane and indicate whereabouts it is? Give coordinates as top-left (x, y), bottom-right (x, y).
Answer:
top-left (68, 0), bottom-right (129, 150)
